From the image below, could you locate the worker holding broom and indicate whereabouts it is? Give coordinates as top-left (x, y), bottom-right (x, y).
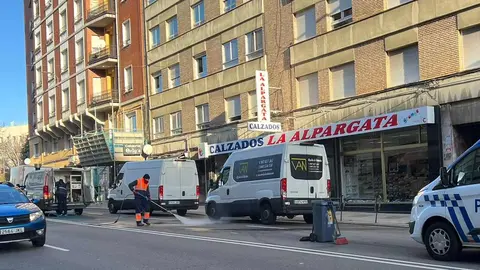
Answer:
top-left (128, 174), bottom-right (151, 227)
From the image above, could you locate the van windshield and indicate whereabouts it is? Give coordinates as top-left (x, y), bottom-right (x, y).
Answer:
top-left (290, 154), bottom-right (323, 180)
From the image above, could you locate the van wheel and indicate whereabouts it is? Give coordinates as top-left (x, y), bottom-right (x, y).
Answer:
top-left (303, 214), bottom-right (313, 224)
top-left (74, 209), bottom-right (83, 215)
top-left (250, 215), bottom-right (260, 222)
top-left (177, 209), bottom-right (187, 216)
top-left (260, 203), bottom-right (276, 225)
top-left (56, 210), bottom-right (62, 215)
top-left (108, 201), bottom-right (118, 214)
top-left (207, 203), bottom-right (220, 220)
top-left (424, 222), bottom-right (461, 261)
top-left (287, 214), bottom-right (295, 219)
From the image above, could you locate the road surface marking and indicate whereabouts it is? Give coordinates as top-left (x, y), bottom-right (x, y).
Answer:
top-left (246, 225), bottom-right (286, 229)
top-left (47, 219), bottom-right (471, 270)
top-left (45, 244), bottom-right (69, 252)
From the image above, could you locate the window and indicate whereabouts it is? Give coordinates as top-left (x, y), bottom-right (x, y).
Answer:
top-left (452, 150), bottom-right (480, 186)
top-left (152, 72), bottom-right (163, 93)
top-left (77, 80), bottom-right (85, 104)
top-left (232, 155), bottom-right (283, 182)
top-left (192, 1), bottom-right (205, 27)
top-left (226, 95), bottom-right (241, 122)
top-left (49, 95), bottom-right (56, 117)
top-left (388, 45), bottom-right (419, 87)
top-left (195, 53), bottom-right (207, 79)
top-left (290, 154), bottom-right (323, 180)
top-left (150, 25), bottom-right (160, 48)
top-left (248, 91), bottom-right (257, 118)
top-left (76, 38), bottom-right (84, 63)
top-left (330, 62), bottom-right (356, 100)
top-left (34, 143), bottom-right (39, 157)
top-left (74, 0), bottom-right (82, 21)
top-left (52, 140), bottom-right (58, 153)
top-left (462, 26), bottom-right (480, 70)
top-left (328, 0), bottom-right (352, 28)
top-left (153, 116), bottom-right (164, 134)
top-left (196, 104), bottom-right (210, 129)
top-left (124, 66), bottom-right (133, 91)
top-left (35, 67), bottom-right (42, 87)
top-left (223, 39), bottom-right (238, 69)
top-left (46, 22), bottom-right (53, 43)
top-left (170, 111), bottom-right (182, 135)
top-left (167, 16), bottom-right (178, 40)
top-left (169, 64), bottom-right (180, 88)
top-left (223, 0), bottom-right (236, 12)
top-left (294, 7), bottom-right (316, 42)
top-left (34, 32), bottom-right (40, 50)
top-left (62, 88), bottom-right (70, 111)
top-left (45, 0), bottom-right (52, 8)
top-left (47, 59), bottom-right (54, 81)
top-left (37, 101), bottom-right (43, 121)
top-left (297, 73), bottom-right (319, 108)
top-left (246, 29), bottom-right (263, 60)
top-left (33, 0), bottom-right (39, 18)
top-left (61, 49), bottom-right (68, 73)
top-left (148, 0), bottom-right (157, 4)
top-left (125, 113), bottom-right (137, 132)
top-left (60, 10), bottom-right (67, 33)
top-left (387, 0), bottom-right (413, 9)
top-left (122, 20), bottom-right (131, 47)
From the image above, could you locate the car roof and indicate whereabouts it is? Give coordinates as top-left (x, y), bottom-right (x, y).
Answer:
top-left (0, 184), bottom-right (14, 189)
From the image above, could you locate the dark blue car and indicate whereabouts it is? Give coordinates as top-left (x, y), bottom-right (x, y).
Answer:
top-left (0, 184), bottom-right (46, 247)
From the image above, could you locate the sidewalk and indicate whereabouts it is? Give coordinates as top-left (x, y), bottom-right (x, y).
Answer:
top-left (88, 203), bottom-right (409, 228)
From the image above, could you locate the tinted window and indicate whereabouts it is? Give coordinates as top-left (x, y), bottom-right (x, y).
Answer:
top-left (290, 154), bottom-right (323, 180)
top-left (453, 151), bottom-right (476, 186)
top-left (232, 154), bottom-right (282, 182)
top-left (0, 188), bottom-right (29, 204)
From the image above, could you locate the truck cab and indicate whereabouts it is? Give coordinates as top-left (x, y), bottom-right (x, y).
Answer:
top-left (410, 139), bottom-right (480, 261)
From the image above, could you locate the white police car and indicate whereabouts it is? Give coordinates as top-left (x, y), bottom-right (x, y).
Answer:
top-left (410, 139), bottom-right (480, 261)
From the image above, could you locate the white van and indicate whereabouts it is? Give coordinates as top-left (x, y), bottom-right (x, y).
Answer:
top-left (107, 159), bottom-right (200, 216)
top-left (205, 143), bottom-right (331, 225)
top-left (410, 139), bottom-right (480, 261)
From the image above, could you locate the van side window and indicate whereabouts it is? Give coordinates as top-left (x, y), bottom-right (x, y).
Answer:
top-left (471, 150), bottom-right (480, 185)
top-left (290, 154), bottom-right (323, 180)
top-left (452, 150), bottom-right (478, 186)
top-left (232, 154), bottom-right (282, 182)
top-left (220, 167), bottom-right (230, 185)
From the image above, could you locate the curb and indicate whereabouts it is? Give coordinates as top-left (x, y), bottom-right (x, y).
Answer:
top-left (338, 221), bottom-right (408, 229)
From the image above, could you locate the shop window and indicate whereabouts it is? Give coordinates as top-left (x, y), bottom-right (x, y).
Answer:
top-left (343, 153), bottom-right (382, 199)
top-left (383, 126), bottom-right (421, 148)
top-left (385, 147), bottom-right (429, 202)
top-left (342, 133), bottom-right (381, 152)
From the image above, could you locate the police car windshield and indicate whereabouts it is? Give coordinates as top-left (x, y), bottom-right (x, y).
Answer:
top-left (0, 189), bottom-right (29, 204)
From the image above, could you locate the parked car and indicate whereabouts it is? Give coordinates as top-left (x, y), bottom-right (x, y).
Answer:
top-left (0, 184), bottom-right (46, 247)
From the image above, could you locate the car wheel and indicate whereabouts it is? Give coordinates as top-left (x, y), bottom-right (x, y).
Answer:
top-left (32, 235), bottom-right (46, 247)
top-left (177, 209), bottom-right (187, 216)
top-left (250, 215), bottom-right (260, 222)
top-left (286, 214), bottom-right (295, 219)
top-left (108, 201), bottom-right (118, 214)
top-left (56, 210), bottom-right (62, 215)
top-left (260, 203), bottom-right (276, 225)
top-left (424, 221), bottom-right (462, 261)
top-left (303, 214), bottom-right (313, 224)
top-left (74, 209), bottom-right (83, 215)
top-left (207, 203), bottom-right (220, 220)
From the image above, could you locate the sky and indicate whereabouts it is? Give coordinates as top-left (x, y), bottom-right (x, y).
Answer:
top-left (0, 1), bottom-right (27, 126)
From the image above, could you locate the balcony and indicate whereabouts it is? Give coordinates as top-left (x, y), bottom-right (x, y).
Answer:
top-left (86, 2), bottom-right (115, 28)
top-left (89, 90), bottom-right (119, 110)
top-left (88, 46), bottom-right (117, 69)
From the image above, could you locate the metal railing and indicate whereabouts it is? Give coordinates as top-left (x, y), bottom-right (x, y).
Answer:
top-left (334, 194), bottom-right (383, 224)
top-left (89, 90), bottom-right (119, 106)
top-left (88, 46), bottom-right (117, 64)
top-left (86, 2), bottom-right (115, 22)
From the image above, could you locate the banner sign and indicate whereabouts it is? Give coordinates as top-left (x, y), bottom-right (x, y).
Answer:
top-left (247, 121), bottom-right (282, 132)
top-left (198, 106), bottom-right (435, 158)
top-left (256, 70), bottom-right (270, 122)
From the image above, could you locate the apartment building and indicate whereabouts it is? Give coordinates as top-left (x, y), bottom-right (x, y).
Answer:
top-left (144, 0), bottom-right (480, 209)
top-left (24, 0), bottom-right (146, 168)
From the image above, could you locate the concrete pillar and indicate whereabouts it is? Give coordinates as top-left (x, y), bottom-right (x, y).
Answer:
top-left (104, 33), bottom-right (110, 49)
top-left (441, 104), bottom-right (465, 166)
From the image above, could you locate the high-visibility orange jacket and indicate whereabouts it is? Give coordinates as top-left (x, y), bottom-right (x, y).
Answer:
top-left (128, 177), bottom-right (150, 199)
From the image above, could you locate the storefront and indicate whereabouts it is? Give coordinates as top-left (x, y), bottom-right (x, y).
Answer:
top-left (198, 106), bottom-right (441, 212)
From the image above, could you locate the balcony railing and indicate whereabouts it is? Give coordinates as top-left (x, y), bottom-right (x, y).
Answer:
top-left (90, 90), bottom-right (119, 106)
top-left (88, 46), bottom-right (117, 64)
top-left (86, 2), bottom-right (115, 22)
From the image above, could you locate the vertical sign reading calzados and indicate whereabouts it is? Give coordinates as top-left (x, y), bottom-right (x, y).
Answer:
top-left (256, 70), bottom-right (270, 122)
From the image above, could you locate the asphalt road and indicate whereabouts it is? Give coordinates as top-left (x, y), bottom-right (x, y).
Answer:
top-left (0, 209), bottom-right (479, 270)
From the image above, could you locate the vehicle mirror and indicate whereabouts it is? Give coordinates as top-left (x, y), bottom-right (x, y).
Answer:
top-left (439, 167), bottom-right (449, 186)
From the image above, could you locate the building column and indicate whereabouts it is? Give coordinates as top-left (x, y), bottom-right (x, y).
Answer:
top-left (440, 104), bottom-right (464, 167)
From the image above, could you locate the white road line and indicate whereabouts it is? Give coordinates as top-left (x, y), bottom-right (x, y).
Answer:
top-left (246, 225), bottom-right (286, 229)
top-left (47, 219), bottom-right (473, 270)
top-left (45, 244), bottom-right (69, 252)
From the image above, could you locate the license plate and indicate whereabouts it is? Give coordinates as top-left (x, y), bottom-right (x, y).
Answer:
top-left (294, 200), bottom-right (308, 205)
top-left (0, 227), bottom-right (25, 235)
top-left (71, 183), bottom-right (82, 189)
top-left (168, 201), bottom-right (180, 205)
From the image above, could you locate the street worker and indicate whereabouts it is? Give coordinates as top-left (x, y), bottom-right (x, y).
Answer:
top-left (56, 179), bottom-right (68, 216)
top-left (128, 174), bottom-right (151, 226)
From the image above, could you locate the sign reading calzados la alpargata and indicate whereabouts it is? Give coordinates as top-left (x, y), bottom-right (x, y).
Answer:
top-left (198, 106), bottom-right (435, 158)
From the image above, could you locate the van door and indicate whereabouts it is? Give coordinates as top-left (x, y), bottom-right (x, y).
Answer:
top-left (163, 163), bottom-right (182, 202)
top-left (288, 146), bottom-right (310, 200)
top-left (306, 146), bottom-right (327, 199)
top-left (82, 170), bottom-right (95, 205)
top-left (180, 162), bottom-right (198, 200)
top-left (447, 149), bottom-right (480, 244)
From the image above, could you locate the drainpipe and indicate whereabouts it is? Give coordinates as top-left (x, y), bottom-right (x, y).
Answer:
top-left (141, 0), bottom-right (151, 144)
